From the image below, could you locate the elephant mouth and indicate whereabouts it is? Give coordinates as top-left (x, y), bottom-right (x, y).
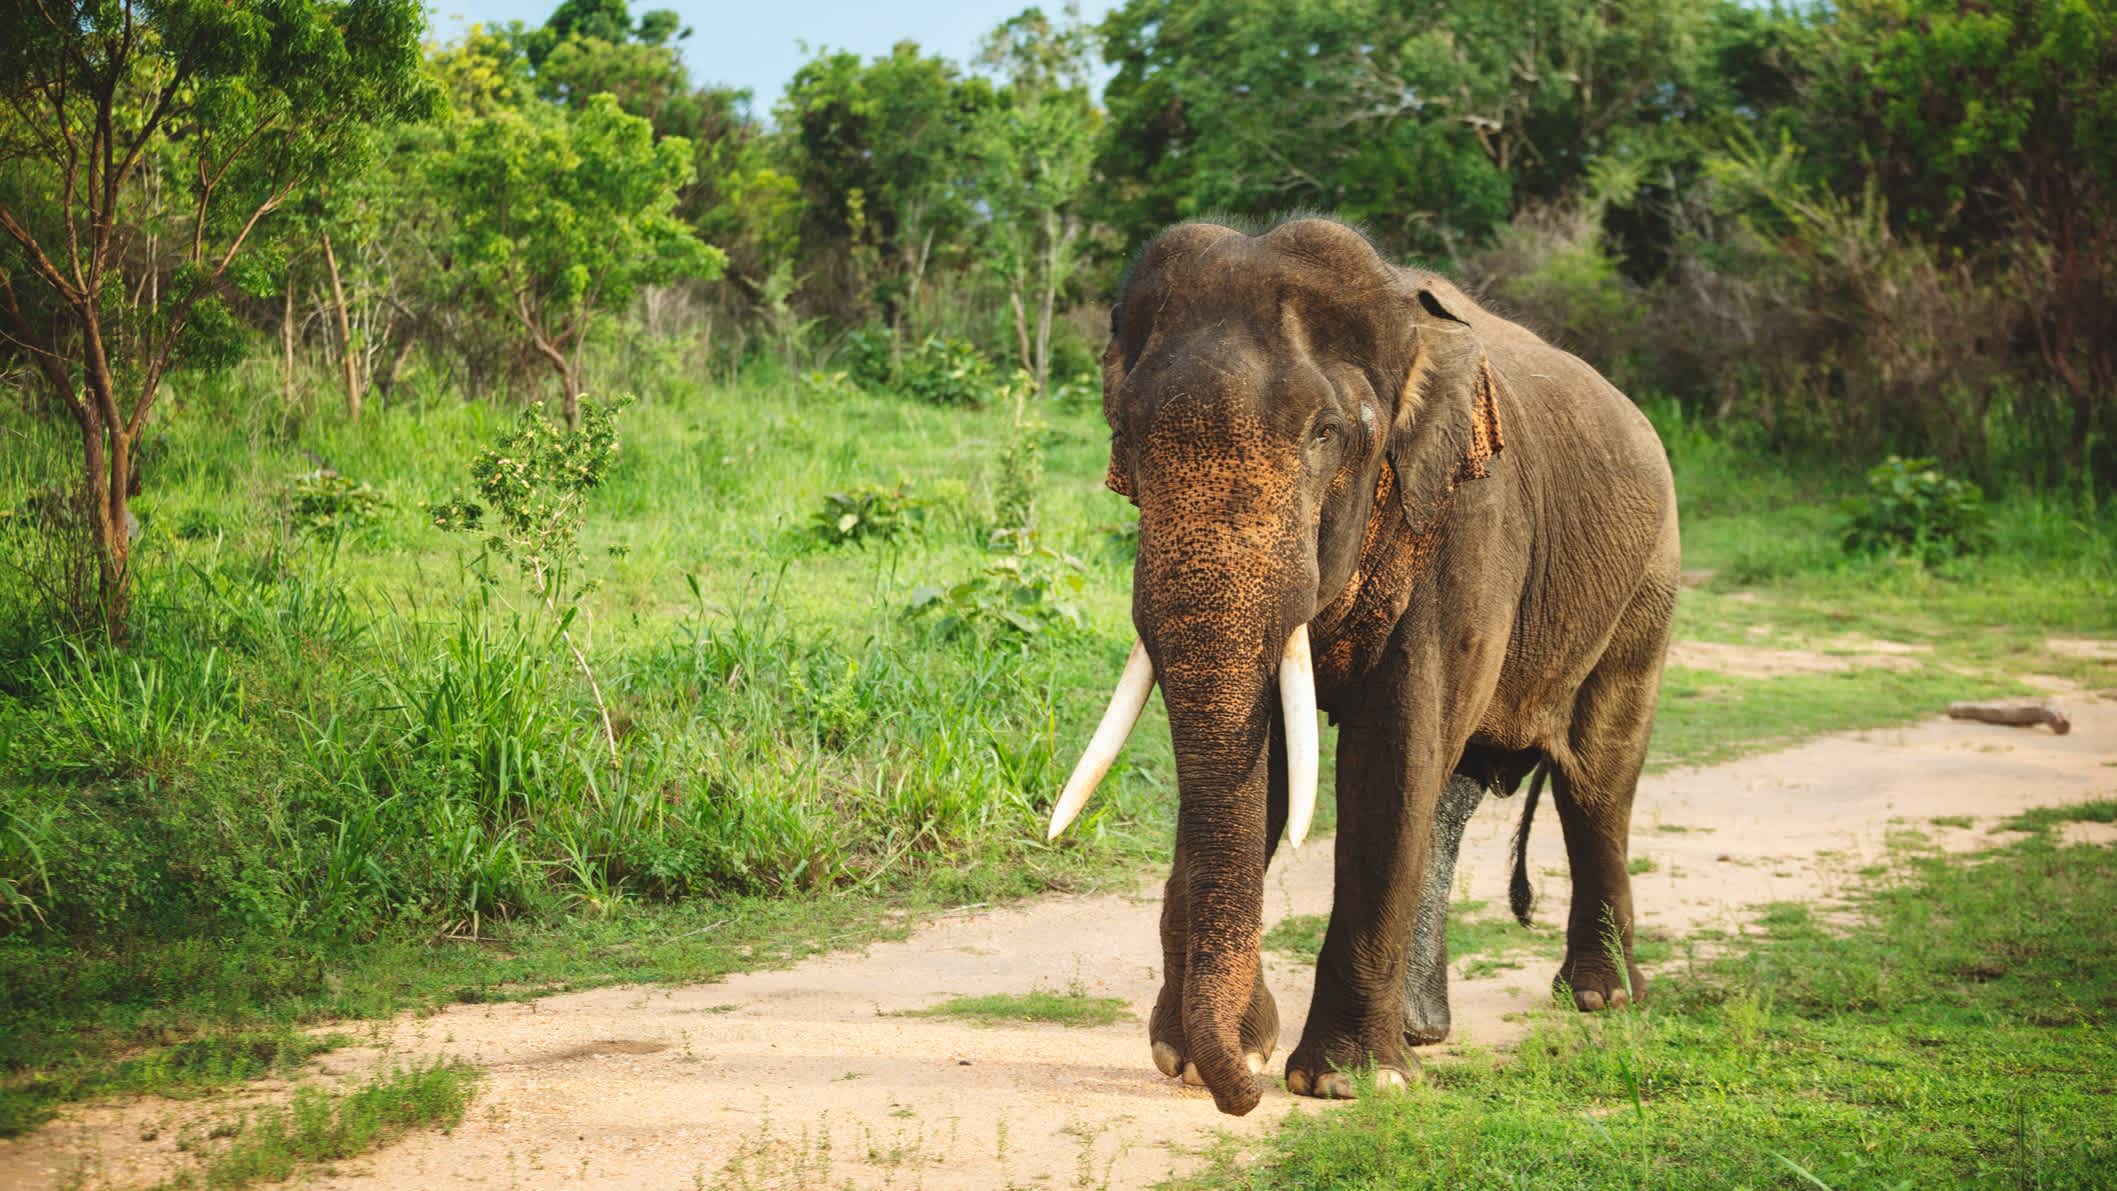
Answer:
top-left (1047, 624), bottom-right (1319, 848)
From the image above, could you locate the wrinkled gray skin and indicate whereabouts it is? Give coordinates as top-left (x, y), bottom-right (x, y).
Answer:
top-left (1403, 774), bottom-right (1486, 1046)
top-left (1101, 217), bottom-right (1679, 1115)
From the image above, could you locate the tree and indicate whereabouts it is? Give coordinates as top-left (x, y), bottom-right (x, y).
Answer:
top-left (1836, 0), bottom-right (2116, 476)
top-left (0, 0), bottom-right (433, 638)
top-left (974, 7), bottom-right (1098, 395)
top-left (1095, 0), bottom-right (1710, 259)
top-left (436, 91), bottom-right (723, 425)
top-left (778, 44), bottom-right (993, 333)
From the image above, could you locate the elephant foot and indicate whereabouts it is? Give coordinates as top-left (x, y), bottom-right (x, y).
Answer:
top-left (1284, 1055), bottom-right (1418, 1099)
top-left (1285, 1014), bottom-right (1420, 1101)
top-left (1555, 953), bottom-right (1646, 1012)
top-left (1148, 975), bottom-right (1278, 1085)
top-left (1403, 1012), bottom-right (1450, 1048)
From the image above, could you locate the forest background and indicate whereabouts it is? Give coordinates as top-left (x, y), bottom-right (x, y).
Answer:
top-left (2, 0), bottom-right (2114, 1158)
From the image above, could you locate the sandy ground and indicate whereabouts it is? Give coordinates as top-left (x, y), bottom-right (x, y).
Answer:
top-left (7, 670), bottom-right (2112, 1190)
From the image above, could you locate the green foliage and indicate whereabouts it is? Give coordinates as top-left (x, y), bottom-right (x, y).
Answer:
top-left (811, 483), bottom-right (924, 548)
top-left (0, 0), bottom-right (436, 633)
top-left (430, 398), bottom-right (628, 602)
top-left (1842, 456), bottom-right (1990, 564)
top-left (1097, 0), bottom-right (1702, 257)
top-left (907, 546), bottom-right (1086, 639)
top-left (286, 471), bottom-right (389, 539)
top-left (895, 336), bottom-right (1002, 407)
top-left (838, 327), bottom-right (899, 389)
top-left (776, 43), bottom-right (994, 331)
top-left (435, 92), bottom-right (723, 414)
top-left (993, 417), bottom-right (1045, 538)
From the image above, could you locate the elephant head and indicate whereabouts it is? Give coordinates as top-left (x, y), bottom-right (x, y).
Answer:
top-left (1049, 219), bottom-right (1505, 1114)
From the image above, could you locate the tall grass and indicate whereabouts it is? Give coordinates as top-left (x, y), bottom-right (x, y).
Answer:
top-left (0, 354), bottom-right (1181, 1132)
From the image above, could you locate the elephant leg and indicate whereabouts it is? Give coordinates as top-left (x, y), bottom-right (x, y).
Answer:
top-left (1150, 718), bottom-right (1287, 1083)
top-left (1402, 773), bottom-right (1486, 1046)
top-left (1552, 595), bottom-right (1671, 1011)
top-left (1285, 716), bottom-right (1443, 1099)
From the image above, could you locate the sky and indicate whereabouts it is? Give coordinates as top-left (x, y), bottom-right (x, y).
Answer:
top-left (429, 0), bottom-right (1119, 115)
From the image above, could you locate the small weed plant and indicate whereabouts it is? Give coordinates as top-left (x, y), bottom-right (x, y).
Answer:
top-left (812, 483), bottom-right (924, 548)
top-left (896, 336), bottom-right (999, 407)
top-left (1842, 455), bottom-right (1989, 564)
top-left (286, 470), bottom-right (388, 540)
top-left (431, 397), bottom-right (629, 761)
top-left (907, 546), bottom-right (1086, 639)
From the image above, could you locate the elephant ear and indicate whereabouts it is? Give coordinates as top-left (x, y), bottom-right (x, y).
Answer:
top-left (1387, 287), bottom-right (1506, 527)
top-left (1101, 310), bottom-right (1139, 502)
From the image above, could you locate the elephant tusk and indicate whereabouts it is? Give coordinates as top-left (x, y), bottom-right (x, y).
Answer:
top-left (1048, 639), bottom-right (1156, 840)
top-left (1280, 625), bottom-right (1320, 849)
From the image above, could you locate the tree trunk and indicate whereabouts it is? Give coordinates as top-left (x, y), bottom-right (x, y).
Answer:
top-left (321, 230), bottom-right (362, 421)
top-left (378, 335), bottom-right (416, 398)
top-left (1008, 283), bottom-right (1033, 378)
top-left (558, 358), bottom-right (583, 428)
top-left (76, 411), bottom-right (132, 642)
top-left (281, 282), bottom-right (297, 404)
top-left (1033, 209), bottom-right (1062, 397)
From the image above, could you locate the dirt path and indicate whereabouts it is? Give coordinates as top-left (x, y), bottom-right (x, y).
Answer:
top-left (9, 684), bottom-right (2112, 1190)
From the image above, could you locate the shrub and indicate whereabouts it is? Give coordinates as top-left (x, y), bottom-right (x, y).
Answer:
top-left (811, 483), bottom-right (924, 547)
top-left (1842, 456), bottom-right (1989, 564)
top-left (896, 336), bottom-right (998, 407)
top-left (839, 326), bottom-right (896, 389)
top-left (287, 471), bottom-right (389, 539)
top-left (796, 370), bottom-right (865, 402)
top-left (907, 547), bottom-right (1086, 639)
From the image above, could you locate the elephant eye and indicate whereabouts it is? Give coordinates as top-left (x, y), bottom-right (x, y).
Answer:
top-left (1311, 423), bottom-right (1340, 446)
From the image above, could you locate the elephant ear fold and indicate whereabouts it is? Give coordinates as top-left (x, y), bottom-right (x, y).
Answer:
top-left (1105, 441), bottom-right (1137, 500)
top-left (1387, 286), bottom-right (1506, 526)
top-left (1100, 319), bottom-right (1139, 502)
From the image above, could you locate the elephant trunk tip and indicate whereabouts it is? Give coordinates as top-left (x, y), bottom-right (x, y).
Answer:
top-left (1212, 1075), bottom-right (1262, 1116)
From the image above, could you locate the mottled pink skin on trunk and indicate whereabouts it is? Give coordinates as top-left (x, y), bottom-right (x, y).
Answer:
top-left (1134, 424), bottom-right (1310, 1115)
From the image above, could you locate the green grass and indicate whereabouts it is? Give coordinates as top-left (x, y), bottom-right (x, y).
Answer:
top-left (1268, 901), bottom-right (1561, 973)
top-left (156, 1060), bottom-right (476, 1189)
top-left (1647, 662), bottom-right (2029, 772)
top-left (1, 350), bottom-right (2111, 1142)
top-left (906, 988), bottom-right (1131, 1028)
top-left (2001, 799), bottom-right (2117, 834)
top-left (1185, 823), bottom-right (2117, 1189)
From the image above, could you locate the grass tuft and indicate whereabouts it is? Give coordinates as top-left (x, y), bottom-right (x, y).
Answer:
top-left (906, 988), bottom-right (1130, 1028)
top-left (158, 1060), bottom-right (476, 1190)
top-left (2001, 799), bottom-right (2117, 834)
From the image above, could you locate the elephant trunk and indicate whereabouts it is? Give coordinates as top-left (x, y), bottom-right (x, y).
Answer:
top-left (1124, 445), bottom-right (1319, 1116)
top-left (1161, 648), bottom-right (1275, 1115)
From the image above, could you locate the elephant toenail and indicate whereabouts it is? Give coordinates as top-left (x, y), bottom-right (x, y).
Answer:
top-left (1285, 1069), bottom-right (1311, 1096)
top-left (1152, 1041), bottom-right (1184, 1078)
top-left (1373, 1067), bottom-right (1409, 1091)
top-left (1245, 1051), bottom-right (1265, 1074)
top-left (1181, 1061), bottom-right (1205, 1087)
top-left (1579, 989), bottom-right (1606, 1012)
top-left (1313, 1072), bottom-right (1357, 1099)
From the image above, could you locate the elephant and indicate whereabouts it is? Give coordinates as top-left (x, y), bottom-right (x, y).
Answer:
top-left (1047, 217), bottom-right (1678, 1116)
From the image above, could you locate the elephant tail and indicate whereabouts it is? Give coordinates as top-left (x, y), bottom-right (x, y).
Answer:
top-left (1509, 762), bottom-right (1548, 927)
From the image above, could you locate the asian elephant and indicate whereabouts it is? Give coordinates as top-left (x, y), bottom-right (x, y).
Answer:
top-left (1048, 217), bottom-right (1678, 1116)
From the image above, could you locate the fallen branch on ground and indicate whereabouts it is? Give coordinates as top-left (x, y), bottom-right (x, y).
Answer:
top-left (1947, 700), bottom-right (2071, 735)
